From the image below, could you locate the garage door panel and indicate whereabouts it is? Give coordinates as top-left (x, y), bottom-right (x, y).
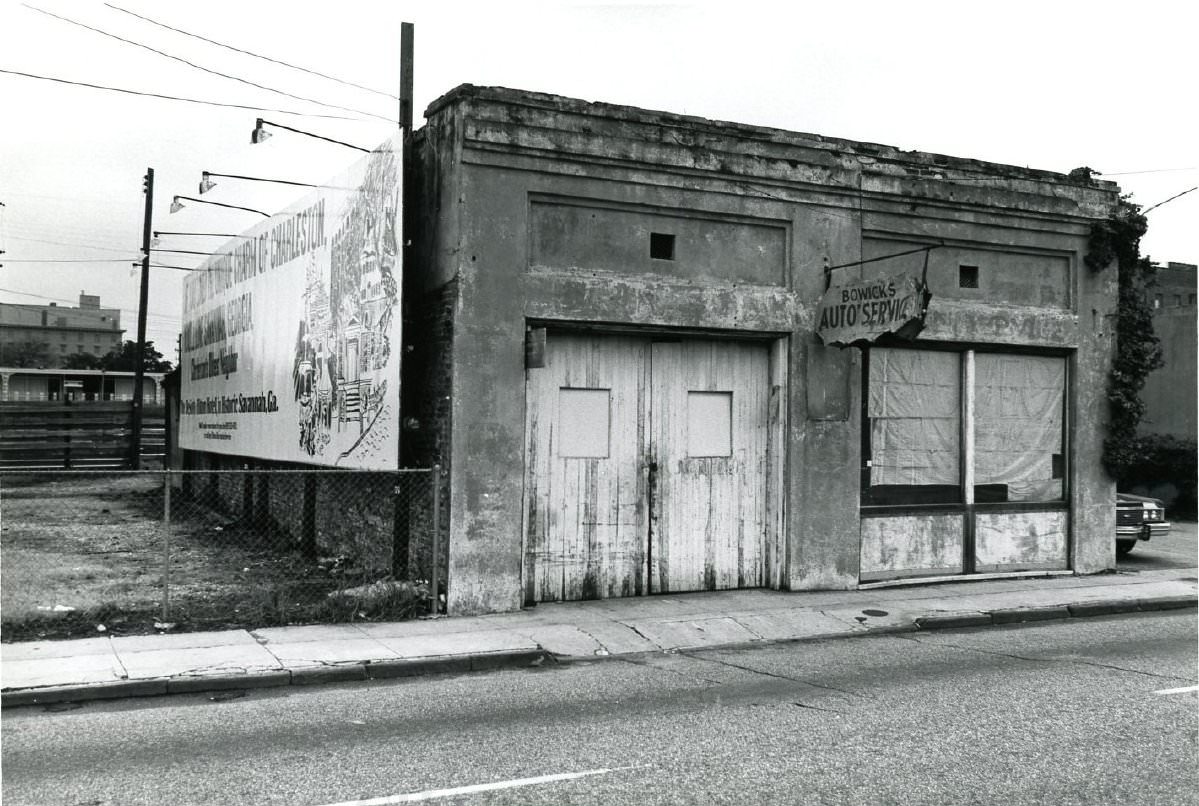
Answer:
top-left (526, 333), bottom-right (770, 602)
top-left (524, 334), bottom-right (647, 602)
top-left (651, 340), bottom-right (769, 594)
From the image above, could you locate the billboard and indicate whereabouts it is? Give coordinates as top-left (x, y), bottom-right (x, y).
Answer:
top-left (179, 134), bottom-right (402, 469)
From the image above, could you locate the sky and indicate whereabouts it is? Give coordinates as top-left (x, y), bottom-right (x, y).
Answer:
top-left (1, 0), bottom-right (1195, 359)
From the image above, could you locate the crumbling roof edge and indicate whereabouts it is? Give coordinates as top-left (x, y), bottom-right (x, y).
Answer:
top-left (424, 84), bottom-right (1120, 192)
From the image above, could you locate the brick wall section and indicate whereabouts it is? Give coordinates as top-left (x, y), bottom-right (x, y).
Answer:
top-left (400, 278), bottom-right (456, 584)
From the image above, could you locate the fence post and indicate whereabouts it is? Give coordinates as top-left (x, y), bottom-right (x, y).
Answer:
top-left (301, 473), bottom-right (317, 561)
top-left (63, 400), bottom-right (72, 469)
top-left (242, 463), bottom-right (253, 522)
top-left (162, 469), bottom-right (172, 622)
top-left (392, 472), bottom-right (410, 579)
top-left (430, 464), bottom-right (441, 615)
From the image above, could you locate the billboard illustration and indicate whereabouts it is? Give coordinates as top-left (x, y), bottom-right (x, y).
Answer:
top-left (179, 133), bottom-right (402, 469)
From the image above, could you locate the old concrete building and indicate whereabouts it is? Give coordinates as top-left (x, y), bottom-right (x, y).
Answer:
top-left (404, 85), bottom-right (1122, 615)
top-left (1142, 261), bottom-right (1197, 441)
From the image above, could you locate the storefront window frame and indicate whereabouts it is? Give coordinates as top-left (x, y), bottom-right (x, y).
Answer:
top-left (860, 341), bottom-right (1072, 515)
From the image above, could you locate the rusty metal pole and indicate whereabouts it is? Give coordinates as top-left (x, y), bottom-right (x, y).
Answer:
top-left (162, 468), bottom-right (171, 622)
top-left (430, 464), bottom-right (441, 615)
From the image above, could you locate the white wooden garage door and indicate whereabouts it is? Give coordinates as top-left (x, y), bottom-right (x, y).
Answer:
top-left (523, 333), bottom-right (770, 602)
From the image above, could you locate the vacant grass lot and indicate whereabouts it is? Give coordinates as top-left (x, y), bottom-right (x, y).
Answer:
top-left (0, 473), bottom-right (425, 641)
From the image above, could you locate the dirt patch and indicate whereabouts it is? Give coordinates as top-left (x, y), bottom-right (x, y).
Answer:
top-left (1, 473), bottom-right (429, 641)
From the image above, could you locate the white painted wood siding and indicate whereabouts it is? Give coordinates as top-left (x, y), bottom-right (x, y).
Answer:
top-left (650, 340), bottom-right (769, 592)
top-left (524, 334), bottom-right (649, 602)
top-left (524, 334), bottom-right (771, 602)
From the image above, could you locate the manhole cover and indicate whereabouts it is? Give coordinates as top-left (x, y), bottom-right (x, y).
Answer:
top-left (861, 609), bottom-right (889, 617)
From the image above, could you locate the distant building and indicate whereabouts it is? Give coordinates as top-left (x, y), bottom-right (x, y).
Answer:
top-left (1142, 261), bottom-right (1197, 440)
top-left (0, 292), bottom-right (124, 367)
top-left (0, 367), bottom-right (163, 403)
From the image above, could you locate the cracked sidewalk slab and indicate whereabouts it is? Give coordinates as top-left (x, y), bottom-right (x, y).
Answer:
top-left (117, 643), bottom-right (283, 680)
top-left (258, 637), bottom-right (401, 668)
top-left (627, 617), bottom-right (760, 650)
top-left (2, 578), bottom-right (1194, 706)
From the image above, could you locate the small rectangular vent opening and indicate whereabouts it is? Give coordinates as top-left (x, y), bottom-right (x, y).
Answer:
top-left (650, 232), bottom-right (675, 260)
top-left (959, 265), bottom-right (979, 289)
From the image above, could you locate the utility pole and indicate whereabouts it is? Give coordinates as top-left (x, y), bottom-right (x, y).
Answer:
top-left (131, 167), bottom-right (153, 469)
top-left (400, 22), bottom-right (414, 132)
top-left (394, 23), bottom-right (415, 577)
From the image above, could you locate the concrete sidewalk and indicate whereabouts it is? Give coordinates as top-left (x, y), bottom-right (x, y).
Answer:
top-left (3, 567), bottom-right (1195, 707)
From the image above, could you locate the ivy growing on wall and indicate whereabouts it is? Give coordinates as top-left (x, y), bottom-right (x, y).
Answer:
top-left (1086, 196), bottom-right (1164, 476)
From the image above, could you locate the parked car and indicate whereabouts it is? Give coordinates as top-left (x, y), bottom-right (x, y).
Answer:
top-left (1116, 492), bottom-right (1170, 556)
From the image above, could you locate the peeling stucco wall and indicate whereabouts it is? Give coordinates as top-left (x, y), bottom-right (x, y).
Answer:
top-left (414, 85), bottom-right (1120, 614)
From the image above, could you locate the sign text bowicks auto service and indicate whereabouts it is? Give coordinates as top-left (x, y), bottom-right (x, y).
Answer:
top-left (817, 272), bottom-right (930, 346)
top-left (179, 133), bottom-right (403, 469)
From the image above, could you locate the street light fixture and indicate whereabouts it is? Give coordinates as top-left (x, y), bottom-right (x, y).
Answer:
top-left (170, 195), bottom-right (269, 218)
top-left (153, 230), bottom-right (240, 238)
top-left (251, 118), bottom-right (370, 153)
top-left (199, 171), bottom-right (321, 195)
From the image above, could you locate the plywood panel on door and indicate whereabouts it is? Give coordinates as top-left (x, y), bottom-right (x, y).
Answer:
top-left (650, 340), bottom-right (770, 593)
top-left (523, 334), bottom-right (648, 603)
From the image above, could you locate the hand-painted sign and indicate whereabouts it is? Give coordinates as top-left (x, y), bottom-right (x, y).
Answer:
top-left (817, 272), bottom-right (930, 346)
top-left (179, 133), bottom-right (402, 469)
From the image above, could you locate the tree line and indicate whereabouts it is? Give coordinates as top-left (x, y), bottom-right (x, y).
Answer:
top-left (0, 339), bottom-right (174, 372)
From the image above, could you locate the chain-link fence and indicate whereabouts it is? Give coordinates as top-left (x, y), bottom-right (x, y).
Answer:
top-left (0, 468), bottom-right (443, 642)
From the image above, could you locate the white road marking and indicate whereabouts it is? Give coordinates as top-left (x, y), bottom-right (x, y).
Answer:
top-left (1153, 685), bottom-right (1199, 695)
top-left (315, 766), bottom-right (642, 806)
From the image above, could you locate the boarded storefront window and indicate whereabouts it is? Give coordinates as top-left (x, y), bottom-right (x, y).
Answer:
top-left (863, 347), bottom-right (1067, 507)
top-left (864, 348), bottom-right (960, 505)
top-left (973, 354), bottom-right (1065, 503)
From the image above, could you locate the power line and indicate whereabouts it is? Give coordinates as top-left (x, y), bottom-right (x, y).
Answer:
top-left (23, 4), bottom-right (393, 123)
top-left (0, 67), bottom-right (365, 120)
top-left (1, 189), bottom-right (146, 205)
top-left (104, 3), bottom-right (400, 102)
top-left (5, 234), bottom-right (136, 254)
top-left (1142, 186), bottom-right (1198, 215)
top-left (0, 287), bottom-right (181, 321)
top-left (1099, 167), bottom-right (1197, 177)
top-left (1, 258), bottom-right (133, 263)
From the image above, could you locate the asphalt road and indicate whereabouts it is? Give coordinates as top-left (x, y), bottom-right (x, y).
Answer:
top-left (1118, 520), bottom-right (1198, 571)
top-left (3, 611), bottom-right (1196, 806)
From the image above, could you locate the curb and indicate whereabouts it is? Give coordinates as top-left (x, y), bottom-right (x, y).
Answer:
top-left (2, 650), bottom-right (551, 708)
top-left (3, 595), bottom-right (1194, 708)
top-left (914, 595), bottom-right (1195, 631)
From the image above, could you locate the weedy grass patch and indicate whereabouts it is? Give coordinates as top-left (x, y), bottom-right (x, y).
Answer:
top-left (1, 474), bottom-right (428, 641)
